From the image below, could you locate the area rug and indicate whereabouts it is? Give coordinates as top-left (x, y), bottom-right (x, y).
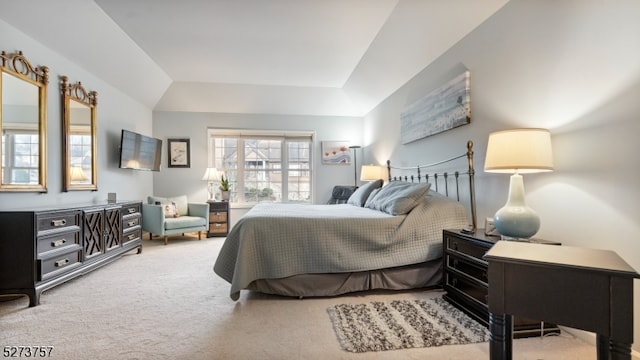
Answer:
top-left (327, 297), bottom-right (489, 353)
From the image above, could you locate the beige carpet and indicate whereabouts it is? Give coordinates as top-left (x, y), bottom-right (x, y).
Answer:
top-left (0, 235), bottom-right (598, 360)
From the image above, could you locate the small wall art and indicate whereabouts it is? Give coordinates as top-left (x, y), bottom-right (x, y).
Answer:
top-left (168, 138), bottom-right (190, 168)
top-left (321, 141), bottom-right (352, 165)
top-left (400, 71), bottom-right (471, 144)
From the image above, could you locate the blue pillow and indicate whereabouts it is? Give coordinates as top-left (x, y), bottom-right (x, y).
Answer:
top-left (364, 181), bottom-right (431, 215)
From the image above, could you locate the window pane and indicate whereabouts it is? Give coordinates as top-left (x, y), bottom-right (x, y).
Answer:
top-left (209, 131), bottom-right (312, 204)
top-left (287, 141), bottom-right (311, 202)
top-left (244, 169), bottom-right (281, 202)
top-left (214, 138), bottom-right (238, 201)
top-left (243, 139), bottom-right (282, 203)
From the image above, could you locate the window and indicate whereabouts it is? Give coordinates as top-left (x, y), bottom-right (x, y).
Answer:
top-left (207, 129), bottom-right (313, 204)
top-left (1, 129), bottom-right (39, 184)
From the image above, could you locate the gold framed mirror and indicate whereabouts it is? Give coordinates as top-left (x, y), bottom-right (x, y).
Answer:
top-left (61, 76), bottom-right (97, 191)
top-left (0, 51), bottom-right (48, 192)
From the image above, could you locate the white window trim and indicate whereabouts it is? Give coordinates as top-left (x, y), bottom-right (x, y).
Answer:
top-left (207, 128), bottom-right (315, 205)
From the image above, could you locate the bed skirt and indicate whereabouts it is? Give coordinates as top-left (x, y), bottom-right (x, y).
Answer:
top-left (246, 258), bottom-right (442, 298)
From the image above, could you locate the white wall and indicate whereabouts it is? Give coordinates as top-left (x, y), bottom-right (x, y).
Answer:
top-left (364, 0), bottom-right (640, 352)
top-left (0, 19), bottom-right (154, 210)
top-left (152, 111), bottom-right (363, 225)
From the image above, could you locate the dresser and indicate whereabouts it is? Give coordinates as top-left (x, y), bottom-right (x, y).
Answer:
top-left (442, 229), bottom-right (560, 337)
top-left (0, 201), bottom-right (142, 307)
top-left (207, 201), bottom-right (229, 237)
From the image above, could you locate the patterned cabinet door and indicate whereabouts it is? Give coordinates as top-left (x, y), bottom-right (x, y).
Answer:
top-left (83, 209), bottom-right (104, 260)
top-left (104, 207), bottom-right (122, 252)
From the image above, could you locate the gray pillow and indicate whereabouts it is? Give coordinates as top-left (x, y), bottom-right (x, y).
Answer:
top-left (346, 179), bottom-right (383, 207)
top-left (364, 187), bottom-right (382, 208)
top-left (364, 181), bottom-right (431, 215)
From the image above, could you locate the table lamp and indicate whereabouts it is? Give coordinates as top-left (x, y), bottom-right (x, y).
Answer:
top-left (484, 129), bottom-right (554, 239)
top-left (360, 164), bottom-right (386, 182)
top-left (201, 167), bottom-right (220, 200)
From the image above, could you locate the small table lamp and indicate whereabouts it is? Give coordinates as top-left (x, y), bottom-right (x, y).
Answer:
top-left (360, 164), bottom-right (386, 182)
top-left (201, 167), bottom-right (220, 200)
top-left (484, 129), bottom-right (554, 239)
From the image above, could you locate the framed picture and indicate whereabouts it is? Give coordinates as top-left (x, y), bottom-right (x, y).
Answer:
top-left (321, 141), bottom-right (352, 165)
top-left (400, 71), bottom-right (471, 144)
top-left (168, 138), bottom-right (190, 168)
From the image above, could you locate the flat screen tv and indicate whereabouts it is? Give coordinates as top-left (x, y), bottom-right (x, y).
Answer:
top-left (118, 129), bottom-right (162, 171)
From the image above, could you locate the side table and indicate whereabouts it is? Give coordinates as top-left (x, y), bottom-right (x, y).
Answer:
top-left (207, 201), bottom-right (229, 237)
top-left (485, 241), bottom-right (639, 360)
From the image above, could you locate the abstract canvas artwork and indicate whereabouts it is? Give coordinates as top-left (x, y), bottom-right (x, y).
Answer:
top-left (400, 71), bottom-right (471, 144)
top-left (321, 141), bottom-right (352, 165)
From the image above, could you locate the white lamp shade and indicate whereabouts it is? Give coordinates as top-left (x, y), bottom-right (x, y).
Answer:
top-left (360, 165), bottom-right (386, 181)
top-left (201, 167), bottom-right (220, 181)
top-left (69, 165), bottom-right (88, 181)
top-left (484, 128), bottom-right (554, 174)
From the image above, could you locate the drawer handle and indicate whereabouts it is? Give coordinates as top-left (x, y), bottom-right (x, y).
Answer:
top-left (127, 233), bottom-right (137, 240)
top-left (51, 239), bottom-right (67, 247)
top-left (55, 258), bottom-right (70, 267)
top-left (127, 220), bottom-right (137, 226)
top-left (127, 208), bottom-right (136, 214)
top-left (453, 259), bottom-right (459, 267)
top-left (215, 212), bottom-right (221, 215)
top-left (51, 219), bottom-right (67, 227)
top-left (214, 223), bottom-right (222, 227)
top-left (452, 278), bottom-right (458, 287)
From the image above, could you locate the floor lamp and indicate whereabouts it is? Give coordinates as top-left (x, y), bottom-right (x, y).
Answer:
top-left (349, 145), bottom-right (361, 188)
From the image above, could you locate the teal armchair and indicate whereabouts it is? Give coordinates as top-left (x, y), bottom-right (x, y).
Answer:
top-left (142, 195), bottom-right (209, 245)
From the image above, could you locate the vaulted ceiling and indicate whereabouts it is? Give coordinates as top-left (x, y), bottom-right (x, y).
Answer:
top-left (0, 0), bottom-right (508, 116)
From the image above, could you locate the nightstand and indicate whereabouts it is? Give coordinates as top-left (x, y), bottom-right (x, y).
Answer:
top-left (207, 201), bottom-right (229, 237)
top-left (442, 229), bottom-right (560, 338)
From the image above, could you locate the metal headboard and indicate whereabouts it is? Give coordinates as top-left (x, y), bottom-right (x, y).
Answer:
top-left (386, 140), bottom-right (477, 231)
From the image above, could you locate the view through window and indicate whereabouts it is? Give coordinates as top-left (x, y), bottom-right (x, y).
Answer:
top-left (207, 129), bottom-right (314, 204)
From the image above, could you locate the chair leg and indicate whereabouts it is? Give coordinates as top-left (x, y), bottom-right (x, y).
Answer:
top-left (198, 231), bottom-right (202, 240)
top-left (164, 236), bottom-right (168, 245)
top-left (149, 233), bottom-right (153, 240)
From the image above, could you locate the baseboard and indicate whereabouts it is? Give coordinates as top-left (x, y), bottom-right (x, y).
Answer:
top-left (560, 326), bottom-right (640, 359)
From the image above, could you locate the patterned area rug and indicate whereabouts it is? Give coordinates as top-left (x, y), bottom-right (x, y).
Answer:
top-left (327, 297), bottom-right (489, 353)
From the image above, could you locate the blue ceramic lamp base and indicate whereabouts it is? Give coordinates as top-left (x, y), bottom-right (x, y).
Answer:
top-left (493, 173), bottom-right (540, 240)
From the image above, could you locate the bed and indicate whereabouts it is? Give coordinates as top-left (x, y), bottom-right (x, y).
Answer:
top-left (214, 141), bottom-right (477, 301)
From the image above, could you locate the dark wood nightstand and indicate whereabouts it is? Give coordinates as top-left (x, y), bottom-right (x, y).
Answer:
top-left (442, 229), bottom-right (561, 338)
top-left (207, 201), bottom-right (229, 237)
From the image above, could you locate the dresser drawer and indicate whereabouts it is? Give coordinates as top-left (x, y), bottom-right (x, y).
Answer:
top-left (38, 247), bottom-right (83, 281)
top-left (445, 235), bottom-right (489, 262)
top-left (446, 255), bottom-right (488, 284)
top-left (209, 211), bottom-right (227, 223)
top-left (209, 222), bottom-right (228, 234)
top-left (444, 271), bottom-right (488, 307)
top-left (123, 215), bottom-right (141, 230)
top-left (122, 203), bottom-right (141, 216)
top-left (37, 231), bottom-right (80, 254)
top-left (122, 227), bottom-right (141, 244)
top-left (36, 211), bottom-right (81, 234)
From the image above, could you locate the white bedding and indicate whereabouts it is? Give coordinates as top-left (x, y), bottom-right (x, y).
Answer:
top-left (213, 191), bottom-right (469, 300)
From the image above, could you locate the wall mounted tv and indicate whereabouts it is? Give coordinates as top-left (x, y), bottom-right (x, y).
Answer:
top-left (118, 129), bottom-right (163, 171)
